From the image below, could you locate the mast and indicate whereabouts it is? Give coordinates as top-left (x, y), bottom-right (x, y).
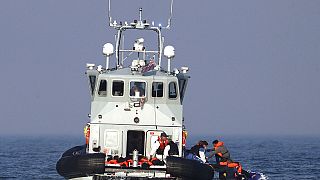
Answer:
top-left (104, 0), bottom-right (174, 70)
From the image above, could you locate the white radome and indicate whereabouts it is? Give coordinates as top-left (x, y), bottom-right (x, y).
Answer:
top-left (164, 45), bottom-right (175, 59)
top-left (103, 43), bottom-right (114, 56)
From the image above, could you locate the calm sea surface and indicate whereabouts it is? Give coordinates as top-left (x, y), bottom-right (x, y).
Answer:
top-left (0, 135), bottom-right (320, 179)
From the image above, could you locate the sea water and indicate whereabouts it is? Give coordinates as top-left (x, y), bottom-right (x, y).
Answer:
top-left (0, 135), bottom-right (319, 179)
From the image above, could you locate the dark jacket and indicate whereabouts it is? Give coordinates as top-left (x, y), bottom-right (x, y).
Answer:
top-left (168, 141), bottom-right (179, 156)
top-left (189, 144), bottom-right (202, 157)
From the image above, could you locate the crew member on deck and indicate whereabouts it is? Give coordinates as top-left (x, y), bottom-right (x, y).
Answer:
top-left (166, 140), bottom-right (179, 156)
top-left (83, 123), bottom-right (90, 145)
top-left (149, 132), bottom-right (169, 161)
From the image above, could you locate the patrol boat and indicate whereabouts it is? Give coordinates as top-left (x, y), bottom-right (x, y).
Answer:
top-left (55, 0), bottom-right (217, 179)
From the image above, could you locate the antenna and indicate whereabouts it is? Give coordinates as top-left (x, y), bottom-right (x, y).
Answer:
top-left (139, 7), bottom-right (142, 22)
top-left (108, 0), bottom-right (112, 27)
top-left (107, 0), bottom-right (174, 29)
top-left (166, 0), bottom-right (174, 29)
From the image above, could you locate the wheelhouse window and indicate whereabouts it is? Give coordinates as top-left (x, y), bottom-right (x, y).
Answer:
top-left (130, 81), bottom-right (146, 97)
top-left (152, 82), bottom-right (163, 97)
top-left (112, 80), bottom-right (124, 96)
top-left (89, 75), bottom-right (96, 95)
top-left (98, 80), bottom-right (107, 97)
top-left (168, 82), bottom-right (177, 99)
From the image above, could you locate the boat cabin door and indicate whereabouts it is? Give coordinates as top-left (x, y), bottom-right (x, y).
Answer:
top-left (126, 130), bottom-right (145, 157)
top-left (152, 79), bottom-right (180, 126)
top-left (151, 80), bottom-right (166, 125)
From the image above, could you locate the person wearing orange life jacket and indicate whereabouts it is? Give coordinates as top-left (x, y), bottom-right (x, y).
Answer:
top-left (83, 123), bottom-right (90, 145)
top-left (207, 140), bottom-right (249, 179)
top-left (206, 140), bottom-right (237, 179)
top-left (149, 132), bottom-right (169, 161)
top-left (207, 140), bottom-right (232, 164)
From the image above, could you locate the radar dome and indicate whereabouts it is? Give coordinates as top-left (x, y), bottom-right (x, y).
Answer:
top-left (164, 45), bottom-right (175, 59)
top-left (103, 43), bottom-right (114, 56)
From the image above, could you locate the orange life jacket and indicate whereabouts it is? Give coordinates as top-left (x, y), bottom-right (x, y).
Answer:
top-left (214, 141), bottom-right (224, 157)
top-left (119, 161), bottom-right (129, 167)
top-left (156, 137), bottom-right (169, 155)
top-left (182, 131), bottom-right (187, 147)
top-left (127, 159), bottom-right (133, 164)
top-left (219, 161), bottom-right (228, 166)
top-left (139, 157), bottom-right (153, 166)
top-left (158, 137), bottom-right (169, 149)
top-left (85, 126), bottom-right (90, 145)
top-left (229, 162), bottom-right (242, 175)
top-left (107, 159), bottom-right (118, 164)
top-left (219, 161), bottom-right (242, 176)
top-left (214, 141), bottom-right (224, 148)
top-left (106, 158), bottom-right (153, 167)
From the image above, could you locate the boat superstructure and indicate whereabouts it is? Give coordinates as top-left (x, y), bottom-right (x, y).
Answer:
top-left (86, 0), bottom-right (189, 159)
top-left (56, 0), bottom-right (196, 179)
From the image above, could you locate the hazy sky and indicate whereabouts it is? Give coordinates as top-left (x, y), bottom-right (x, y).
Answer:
top-left (0, 0), bottom-right (319, 136)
